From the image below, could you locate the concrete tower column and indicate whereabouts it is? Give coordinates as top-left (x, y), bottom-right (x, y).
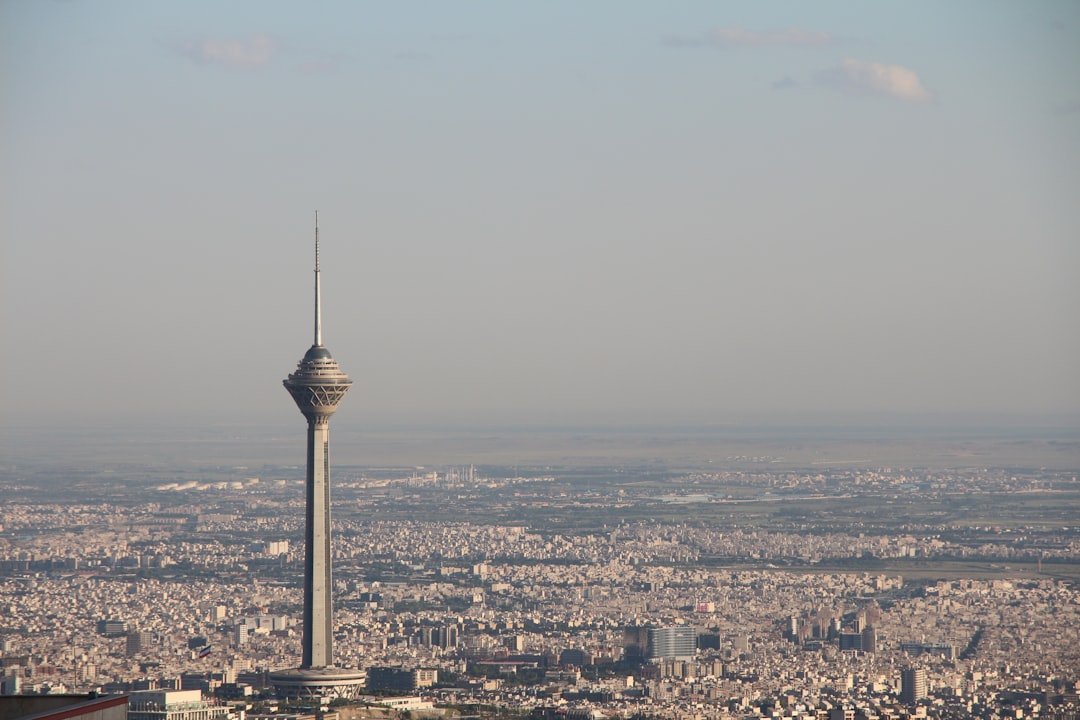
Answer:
top-left (303, 415), bottom-right (333, 667)
top-left (271, 214), bottom-right (363, 698)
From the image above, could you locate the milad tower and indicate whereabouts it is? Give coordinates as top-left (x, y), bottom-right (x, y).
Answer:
top-left (269, 215), bottom-right (365, 699)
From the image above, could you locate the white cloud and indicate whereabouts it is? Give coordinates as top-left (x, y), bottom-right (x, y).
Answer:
top-left (180, 34), bottom-right (276, 68)
top-left (816, 58), bottom-right (932, 103)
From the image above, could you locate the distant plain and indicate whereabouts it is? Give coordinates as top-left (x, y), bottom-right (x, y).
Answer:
top-left (2, 422), bottom-right (1077, 471)
top-left (2, 421), bottom-right (1077, 584)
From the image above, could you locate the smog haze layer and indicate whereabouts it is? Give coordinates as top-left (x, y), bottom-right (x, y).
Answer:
top-left (2, 1), bottom-right (1079, 431)
top-left (2, 423), bottom-right (1077, 472)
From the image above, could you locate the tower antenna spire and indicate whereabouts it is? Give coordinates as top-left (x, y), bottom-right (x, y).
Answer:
top-left (314, 210), bottom-right (322, 347)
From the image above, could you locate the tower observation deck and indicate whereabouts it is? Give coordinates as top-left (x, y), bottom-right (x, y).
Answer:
top-left (270, 215), bottom-right (364, 699)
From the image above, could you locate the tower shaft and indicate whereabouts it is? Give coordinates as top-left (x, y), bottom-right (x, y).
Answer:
top-left (302, 416), bottom-right (333, 668)
top-left (281, 214), bottom-right (352, 670)
top-left (270, 215), bottom-right (363, 699)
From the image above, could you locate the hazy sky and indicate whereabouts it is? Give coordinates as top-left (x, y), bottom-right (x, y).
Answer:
top-left (2, 1), bottom-right (1078, 430)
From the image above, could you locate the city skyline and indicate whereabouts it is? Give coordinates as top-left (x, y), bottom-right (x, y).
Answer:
top-left (2, 1), bottom-right (1079, 430)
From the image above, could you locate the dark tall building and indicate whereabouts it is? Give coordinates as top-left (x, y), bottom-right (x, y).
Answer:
top-left (901, 667), bottom-right (928, 704)
top-left (861, 626), bottom-right (877, 653)
top-left (838, 627), bottom-right (876, 653)
top-left (416, 624), bottom-right (459, 650)
top-left (559, 648), bottom-right (588, 667)
top-left (622, 627), bottom-right (649, 660)
top-left (126, 630), bottom-right (152, 657)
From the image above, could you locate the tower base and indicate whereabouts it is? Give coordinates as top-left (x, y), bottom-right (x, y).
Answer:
top-left (269, 667), bottom-right (366, 700)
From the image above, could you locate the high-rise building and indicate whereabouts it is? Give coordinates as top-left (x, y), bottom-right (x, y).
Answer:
top-left (232, 623), bottom-right (249, 648)
top-left (900, 666), bottom-right (928, 705)
top-left (647, 626), bottom-right (697, 661)
top-left (97, 620), bottom-right (129, 637)
top-left (126, 630), bottom-right (153, 657)
top-left (269, 216), bottom-right (365, 699)
top-left (622, 627), bottom-right (650, 659)
top-left (860, 626), bottom-right (877, 653)
top-left (417, 624), bottom-right (459, 650)
top-left (838, 632), bottom-right (863, 652)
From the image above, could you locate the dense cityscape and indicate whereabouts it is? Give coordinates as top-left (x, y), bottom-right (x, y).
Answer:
top-left (2, 451), bottom-right (1078, 720)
